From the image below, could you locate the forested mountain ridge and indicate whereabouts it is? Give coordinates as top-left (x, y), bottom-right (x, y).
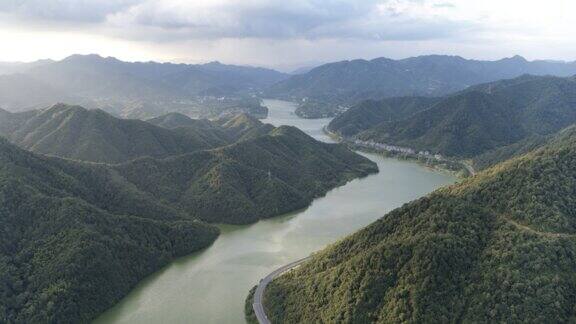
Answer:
top-left (0, 104), bottom-right (228, 163)
top-left (266, 55), bottom-right (576, 106)
top-left (146, 112), bottom-right (205, 129)
top-left (347, 75), bottom-right (576, 159)
top-left (0, 105), bottom-right (276, 163)
top-left (113, 125), bottom-right (378, 224)
top-left (327, 97), bottom-right (441, 137)
top-left (0, 118), bottom-right (377, 321)
top-left (472, 124), bottom-right (576, 170)
top-left (0, 137), bottom-right (219, 323)
top-left (255, 120), bottom-right (576, 323)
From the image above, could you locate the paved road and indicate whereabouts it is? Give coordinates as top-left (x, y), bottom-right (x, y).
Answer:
top-left (253, 257), bottom-right (311, 324)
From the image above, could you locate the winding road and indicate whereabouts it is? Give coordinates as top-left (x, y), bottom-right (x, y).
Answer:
top-left (253, 257), bottom-right (311, 324)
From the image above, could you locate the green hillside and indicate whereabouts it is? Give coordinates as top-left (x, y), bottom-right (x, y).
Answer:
top-left (328, 97), bottom-right (440, 137)
top-left (0, 106), bottom-right (277, 163)
top-left (213, 113), bottom-right (275, 141)
top-left (252, 125), bottom-right (576, 323)
top-left (0, 104), bottom-right (228, 163)
top-left (0, 104), bottom-right (379, 321)
top-left (114, 126), bottom-right (378, 224)
top-left (356, 75), bottom-right (576, 158)
top-left (0, 137), bottom-right (218, 323)
top-left (146, 112), bottom-right (206, 129)
top-left (0, 119), bottom-right (377, 322)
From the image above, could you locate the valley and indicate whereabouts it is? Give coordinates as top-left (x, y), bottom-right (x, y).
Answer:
top-left (1, 3), bottom-right (575, 323)
top-left (93, 100), bottom-right (456, 323)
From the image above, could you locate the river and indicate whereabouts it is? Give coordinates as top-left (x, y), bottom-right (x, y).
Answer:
top-left (95, 99), bottom-right (456, 324)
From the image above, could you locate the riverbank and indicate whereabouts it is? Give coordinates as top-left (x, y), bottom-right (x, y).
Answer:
top-left (324, 127), bottom-right (475, 178)
top-left (95, 99), bottom-right (456, 324)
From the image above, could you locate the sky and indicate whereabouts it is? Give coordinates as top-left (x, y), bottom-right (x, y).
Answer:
top-left (0, 0), bottom-right (575, 71)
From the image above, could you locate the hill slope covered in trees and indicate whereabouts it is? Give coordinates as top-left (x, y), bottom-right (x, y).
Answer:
top-left (0, 137), bottom-right (219, 323)
top-left (345, 75), bottom-right (576, 159)
top-left (0, 119), bottom-right (377, 322)
top-left (328, 97), bottom-right (440, 137)
top-left (114, 126), bottom-right (378, 224)
top-left (253, 120), bottom-right (576, 323)
top-left (0, 105), bottom-right (274, 163)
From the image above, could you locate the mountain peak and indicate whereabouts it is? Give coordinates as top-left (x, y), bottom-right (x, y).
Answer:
top-left (204, 61), bottom-right (223, 66)
top-left (502, 55), bottom-right (528, 63)
top-left (45, 103), bottom-right (89, 113)
top-left (62, 54), bottom-right (120, 64)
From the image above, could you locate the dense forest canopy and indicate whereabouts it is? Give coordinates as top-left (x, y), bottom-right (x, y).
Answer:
top-left (328, 75), bottom-right (576, 166)
top-left (0, 105), bottom-right (272, 163)
top-left (0, 137), bottom-right (219, 323)
top-left (112, 125), bottom-right (378, 224)
top-left (0, 105), bottom-right (377, 322)
top-left (252, 123), bottom-right (576, 323)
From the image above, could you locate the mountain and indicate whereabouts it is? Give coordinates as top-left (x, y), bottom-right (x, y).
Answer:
top-left (0, 105), bottom-right (378, 223)
top-left (113, 126), bottom-right (378, 224)
top-left (266, 55), bottom-right (576, 117)
top-left (0, 54), bottom-right (287, 117)
top-left (0, 105), bottom-right (286, 163)
top-left (0, 104), bottom-right (232, 163)
top-left (250, 122), bottom-right (576, 323)
top-left (328, 97), bottom-right (441, 137)
top-left (0, 60), bottom-right (53, 75)
top-left (0, 137), bottom-right (219, 323)
top-left (28, 55), bottom-right (287, 98)
top-left (213, 113), bottom-right (276, 141)
top-left (472, 124), bottom-right (576, 170)
top-left (0, 113), bottom-right (377, 321)
top-left (351, 75), bottom-right (576, 159)
top-left (146, 112), bottom-right (210, 129)
top-left (0, 74), bottom-right (81, 111)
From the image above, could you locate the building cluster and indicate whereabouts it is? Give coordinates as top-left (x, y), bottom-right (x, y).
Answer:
top-left (351, 139), bottom-right (443, 161)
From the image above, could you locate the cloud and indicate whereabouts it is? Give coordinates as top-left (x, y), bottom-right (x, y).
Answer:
top-left (0, 0), bottom-right (473, 42)
top-left (0, 0), bottom-right (138, 23)
top-left (104, 0), bottom-right (471, 41)
top-left (0, 0), bottom-right (574, 67)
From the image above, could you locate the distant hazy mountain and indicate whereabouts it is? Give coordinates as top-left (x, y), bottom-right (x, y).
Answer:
top-left (0, 54), bottom-right (288, 117)
top-left (330, 75), bottom-right (576, 160)
top-left (0, 59), bottom-right (53, 75)
top-left (267, 55), bottom-right (576, 117)
top-left (0, 73), bottom-right (81, 111)
top-left (290, 64), bottom-right (320, 75)
top-left (252, 121), bottom-right (576, 324)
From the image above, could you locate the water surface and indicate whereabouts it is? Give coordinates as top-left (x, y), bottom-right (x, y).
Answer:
top-left (95, 99), bottom-right (456, 324)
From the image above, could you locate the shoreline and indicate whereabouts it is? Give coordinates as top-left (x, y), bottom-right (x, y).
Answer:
top-left (323, 127), bottom-right (475, 178)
